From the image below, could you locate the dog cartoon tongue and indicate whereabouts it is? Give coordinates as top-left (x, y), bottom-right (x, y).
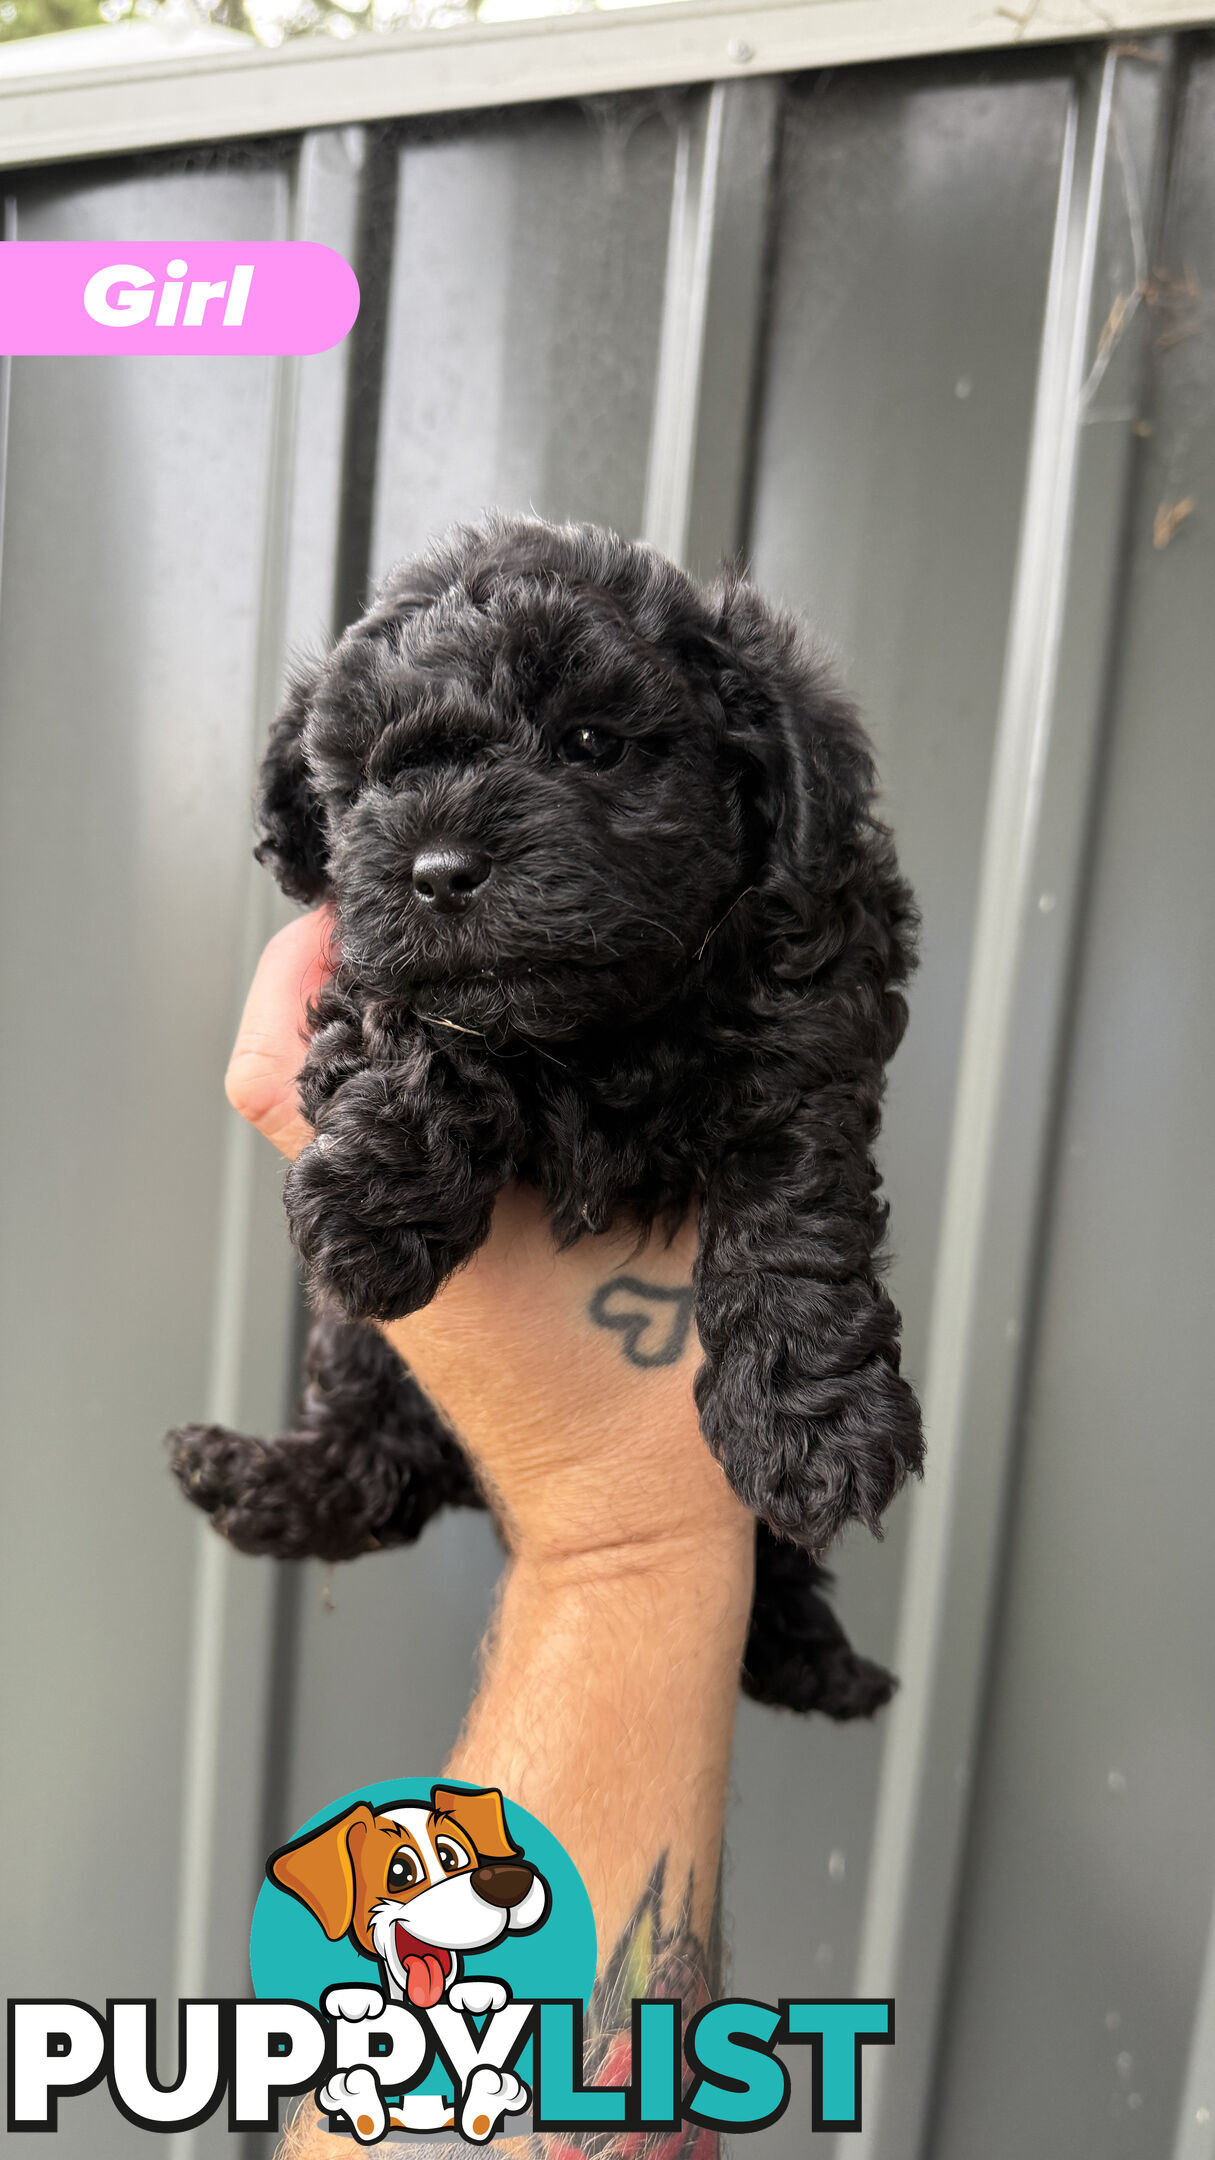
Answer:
top-left (394, 1924), bottom-right (452, 2008)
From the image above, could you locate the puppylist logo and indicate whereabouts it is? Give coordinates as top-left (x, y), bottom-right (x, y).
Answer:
top-left (7, 1779), bottom-right (894, 2143)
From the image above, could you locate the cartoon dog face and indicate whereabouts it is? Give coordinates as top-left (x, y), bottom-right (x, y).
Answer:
top-left (268, 1785), bottom-right (549, 2008)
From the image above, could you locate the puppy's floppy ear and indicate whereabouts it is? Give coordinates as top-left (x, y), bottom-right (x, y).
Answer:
top-left (430, 1785), bottom-right (519, 1863)
top-left (254, 655), bottom-right (331, 905)
top-left (691, 571), bottom-right (923, 1550)
top-left (708, 571), bottom-right (917, 1052)
top-left (267, 1802), bottom-right (376, 1939)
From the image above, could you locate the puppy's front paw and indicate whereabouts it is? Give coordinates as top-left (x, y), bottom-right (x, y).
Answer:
top-left (318, 2066), bottom-right (386, 2143)
top-left (795, 1355), bottom-right (924, 1546)
top-left (447, 1978), bottom-right (510, 2016)
top-left (697, 1299), bottom-right (923, 1549)
top-left (322, 1984), bottom-right (385, 2023)
top-left (285, 1140), bottom-right (439, 1322)
top-left (459, 2066), bottom-right (529, 2141)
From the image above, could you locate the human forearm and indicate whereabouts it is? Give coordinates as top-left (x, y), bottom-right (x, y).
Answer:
top-left (282, 1529), bottom-right (751, 2160)
top-left (223, 925), bottom-right (755, 2157)
top-left (448, 1533), bottom-right (753, 1952)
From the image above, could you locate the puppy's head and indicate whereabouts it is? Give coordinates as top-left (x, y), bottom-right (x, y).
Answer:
top-left (256, 516), bottom-right (912, 1046)
top-left (268, 1784), bottom-right (549, 2009)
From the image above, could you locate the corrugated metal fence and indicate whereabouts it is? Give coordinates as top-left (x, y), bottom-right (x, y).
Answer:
top-left (2, 32), bottom-right (1214, 2160)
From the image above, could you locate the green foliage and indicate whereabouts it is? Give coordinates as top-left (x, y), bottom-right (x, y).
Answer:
top-left (0, 0), bottom-right (108, 43)
top-left (0, 0), bottom-right (483, 41)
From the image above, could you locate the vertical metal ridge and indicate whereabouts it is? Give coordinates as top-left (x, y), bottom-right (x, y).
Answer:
top-left (641, 76), bottom-right (778, 574)
top-left (168, 128), bottom-right (368, 2160)
top-left (167, 166), bottom-right (304, 2160)
top-left (642, 82), bottom-right (726, 564)
top-left (168, 318), bottom-right (299, 2009)
top-left (168, 1535), bottom-right (241, 2051)
top-left (1160, 48), bottom-right (1215, 2160)
top-left (1172, 1872), bottom-right (1215, 2160)
top-left (332, 126), bottom-right (399, 628)
top-left (838, 45), bottom-right (1137, 2160)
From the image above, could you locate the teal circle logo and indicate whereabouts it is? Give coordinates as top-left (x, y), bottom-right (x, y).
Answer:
top-left (251, 1777), bottom-right (595, 2104)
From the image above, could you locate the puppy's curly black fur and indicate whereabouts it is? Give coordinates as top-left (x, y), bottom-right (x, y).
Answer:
top-left (170, 514), bottom-right (922, 1717)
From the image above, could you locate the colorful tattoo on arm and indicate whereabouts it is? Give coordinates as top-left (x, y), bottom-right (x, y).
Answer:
top-left (534, 1855), bottom-right (719, 2160)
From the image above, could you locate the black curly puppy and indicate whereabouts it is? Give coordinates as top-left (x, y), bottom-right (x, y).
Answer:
top-left (171, 514), bottom-right (923, 1717)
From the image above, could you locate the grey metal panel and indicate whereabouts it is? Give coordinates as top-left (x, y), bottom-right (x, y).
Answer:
top-left (748, 52), bottom-right (1074, 1390)
top-left (848, 45), bottom-right (1177, 2160)
top-left (728, 57), bottom-right (1074, 2158)
top-left (930, 40), bottom-right (1215, 2160)
top-left (369, 96), bottom-right (678, 579)
top-left (0, 150), bottom-right (297, 2158)
top-left (4, 40), bottom-right (1215, 2160)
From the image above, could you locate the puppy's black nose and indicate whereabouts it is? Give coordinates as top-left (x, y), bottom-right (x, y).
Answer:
top-left (411, 845), bottom-right (492, 913)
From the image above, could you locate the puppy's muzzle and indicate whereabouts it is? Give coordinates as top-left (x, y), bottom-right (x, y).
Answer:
top-left (470, 1862), bottom-right (534, 1909)
top-left (411, 844), bottom-right (492, 913)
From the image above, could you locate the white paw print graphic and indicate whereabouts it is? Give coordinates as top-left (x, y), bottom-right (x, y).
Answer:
top-left (317, 2065), bottom-right (386, 2144)
top-left (459, 2065), bottom-right (530, 2142)
top-left (322, 1985), bottom-right (385, 2024)
top-left (447, 1978), bottom-right (511, 2016)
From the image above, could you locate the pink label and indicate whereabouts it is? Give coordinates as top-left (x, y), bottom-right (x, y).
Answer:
top-left (0, 242), bottom-right (360, 356)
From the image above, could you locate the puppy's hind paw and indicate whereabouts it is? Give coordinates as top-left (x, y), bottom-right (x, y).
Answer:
top-left (700, 1346), bottom-right (923, 1551)
top-left (318, 2066), bottom-right (387, 2143)
top-left (459, 2067), bottom-right (529, 2141)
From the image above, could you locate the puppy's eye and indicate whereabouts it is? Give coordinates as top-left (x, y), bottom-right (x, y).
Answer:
top-left (435, 1838), bottom-right (468, 1874)
top-left (557, 726), bottom-right (626, 770)
top-left (388, 1847), bottom-right (423, 1891)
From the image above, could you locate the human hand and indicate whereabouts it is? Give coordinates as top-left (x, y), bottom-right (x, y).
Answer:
top-left (225, 908), bottom-right (752, 1577)
top-left (235, 912), bottom-right (751, 2156)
